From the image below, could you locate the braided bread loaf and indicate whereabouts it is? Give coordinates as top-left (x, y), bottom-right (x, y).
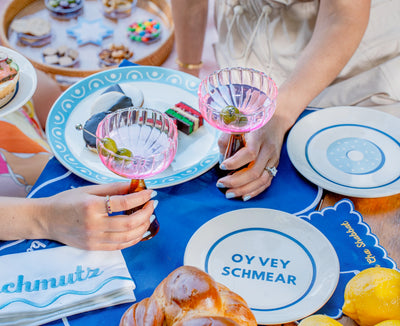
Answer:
top-left (120, 265), bottom-right (257, 326)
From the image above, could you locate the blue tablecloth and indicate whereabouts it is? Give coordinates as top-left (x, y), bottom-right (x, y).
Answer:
top-left (0, 60), bottom-right (396, 324)
top-left (1, 132), bottom-right (397, 325)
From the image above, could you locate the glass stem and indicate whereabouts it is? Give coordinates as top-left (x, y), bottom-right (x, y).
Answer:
top-left (217, 133), bottom-right (248, 195)
top-left (224, 133), bottom-right (247, 161)
top-left (128, 179), bottom-right (147, 194)
top-left (126, 179), bottom-right (160, 241)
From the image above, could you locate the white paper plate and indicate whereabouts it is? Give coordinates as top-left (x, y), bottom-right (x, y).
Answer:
top-left (0, 46), bottom-right (37, 117)
top-left (184, 208), bottom-right (339, 325)
top-left (287, 106), bottom-right (400, 198)
top-left (46, 66), bottom-right (220, 188)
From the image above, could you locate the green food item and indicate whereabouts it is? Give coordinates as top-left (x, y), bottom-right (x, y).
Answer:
top-left (115, 148), bottom-right (133, 162)
top-left (116, 148), bottom-right (133, 158)
top-left (49, 0), bottom-right (59, 7)
top-left (102, 137), bottom-right (118, 154)
top-left (221, 105), bottom-right (239, 124)
top-left (9, 60), bottom-right (19, 72)
top-left (236, 116), bottom-right (248, 127)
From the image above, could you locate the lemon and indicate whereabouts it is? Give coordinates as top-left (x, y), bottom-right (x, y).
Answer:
top-left (298, 314), bottom-right (342, 325)
top-left (374, 321), bottom-right (400, 326)
top-left (342, 267), bottom-right (400, 326)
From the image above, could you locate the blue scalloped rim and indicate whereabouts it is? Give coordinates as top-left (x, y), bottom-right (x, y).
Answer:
top-left (300, 199), bottom-right (397, 319)
top-left (46, 66), bottom-right (219, 187)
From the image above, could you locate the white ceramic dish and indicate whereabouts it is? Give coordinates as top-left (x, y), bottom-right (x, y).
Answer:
top-left (184, 208), bottom-right (339, 325)
top-left (287, 106), bottom-right (400, 198)
top-left (0, 46), bottom-right (37, 118)
top-left (46, 66), bottom-right (220, 188)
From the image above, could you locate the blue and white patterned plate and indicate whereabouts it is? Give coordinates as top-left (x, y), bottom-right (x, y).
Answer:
top-left (184, 208), bottom-right (339, 324)
top-left (46, 66), bottom-right (220, 188)
top-left (287, 106), bottom-right (400, 198)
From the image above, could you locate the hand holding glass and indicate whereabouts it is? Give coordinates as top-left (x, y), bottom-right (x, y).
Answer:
top-left (198, 67), bottom-right (278, 175)
top-left (96, 107), bottom-right (178, 240)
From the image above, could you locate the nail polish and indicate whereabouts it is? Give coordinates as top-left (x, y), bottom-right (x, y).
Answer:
top-left (153, 200), bottom-right (159, 209)
top-left (219, 164), bottom-right (227, 170)
top-left (226, 192), bottom-right (235, 199)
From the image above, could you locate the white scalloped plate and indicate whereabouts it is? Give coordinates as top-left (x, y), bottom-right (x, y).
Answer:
top-left (184, 208), bottom-right (340, 325)
top-left (0, 46), bottom-right (37, 117)
top-left (46, 66), bottom-right (219, 188)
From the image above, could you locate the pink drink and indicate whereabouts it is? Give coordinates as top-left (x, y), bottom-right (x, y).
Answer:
top-left (97, 108), bottom-right (178, 180)
top-left (198, 68), bottom-right (278, 134)
top-left (100, 124), bottom-right (174, 179)
top-left (199, 84), bottom-right (275, 134)
top-left (199, 67), bottom-right (278, 188)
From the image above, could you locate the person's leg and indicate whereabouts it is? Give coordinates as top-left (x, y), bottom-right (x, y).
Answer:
top-left (32, 69), bottom-right (63, 129)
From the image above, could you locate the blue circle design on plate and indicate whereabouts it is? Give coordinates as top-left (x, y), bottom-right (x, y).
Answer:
top-left (327, 137), bottom-right (384, 174)
top-left (305, 124), bottom-right (400, 189)
top-left (204, 227), bottom-right (317, 312)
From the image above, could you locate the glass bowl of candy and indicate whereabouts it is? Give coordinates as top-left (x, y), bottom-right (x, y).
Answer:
top-left (127, 19), bottom-right (161, 44)
top-left (98, 44), bottom-right (133, 68)
top-left (45, 0), bottom-right (84, 20)
top-left (100, 0), bottom-right (137, 19)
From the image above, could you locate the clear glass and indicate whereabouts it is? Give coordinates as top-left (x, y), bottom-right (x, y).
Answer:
top-left (198, 67), bottom-right (277, 164)
top-left (45, 0), bottom-right (84, 20)
top-left (96, 107), bottom-right (178, 240)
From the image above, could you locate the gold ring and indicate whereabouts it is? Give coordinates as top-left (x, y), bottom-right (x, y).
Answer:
top-left (106, 195), bottom-right (113, 215)
top-left (265, 166), bottom-right (278, 177)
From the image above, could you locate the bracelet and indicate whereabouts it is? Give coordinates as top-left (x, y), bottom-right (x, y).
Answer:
top-left (175, 58), bottom-right (203, 70)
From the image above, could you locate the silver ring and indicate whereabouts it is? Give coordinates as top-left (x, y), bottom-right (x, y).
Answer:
top-left (106, 195), bottom-right (113, 215)
top-left (265, 166), bottom-right (278, 177)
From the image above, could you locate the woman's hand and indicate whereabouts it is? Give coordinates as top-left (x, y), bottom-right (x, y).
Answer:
top-left (216, 115), bottom-right (288, 201)
top-left (41, 182), bottom-right (157, 251)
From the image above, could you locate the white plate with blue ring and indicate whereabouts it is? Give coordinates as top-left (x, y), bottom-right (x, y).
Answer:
top-left (287, 106), bottom-right (400, 198)
top-left (184, 208), bottom-right (339, 325)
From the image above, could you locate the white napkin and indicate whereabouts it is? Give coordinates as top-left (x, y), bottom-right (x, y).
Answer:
top-left (0, 246), bottom-right (136, 326)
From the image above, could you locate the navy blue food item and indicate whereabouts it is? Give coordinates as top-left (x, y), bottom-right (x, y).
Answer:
top-left (83, 84), bottom-right (141, 151)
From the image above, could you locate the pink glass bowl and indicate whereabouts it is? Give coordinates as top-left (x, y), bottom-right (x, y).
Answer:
top-left (198, 67), bottom-right (278, 134)
top-left (96, 107), bottom-right (178, 179)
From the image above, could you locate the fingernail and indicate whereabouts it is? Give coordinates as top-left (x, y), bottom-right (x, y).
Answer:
top-left (220, 164), bottom-right (227, 170)
top-left (216, 182), bottom-right (225, 188)
top-left (142, 231), bottom-right (151, 239)
top-left (243, 195), bottom-right (251, 202)
top-left (149, 214), bottom-right (156, 223)
top-left (226, 192), bottom-right (235, 199)
top-left (153, 200), bottom-right (159, 210)
top-left (219, 153), bottom-right (224, 165)
top-left (150, 190), bottom-right (157, 198)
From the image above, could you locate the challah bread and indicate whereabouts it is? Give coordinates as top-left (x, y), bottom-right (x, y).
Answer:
top-left (120, 266), bottom-right (257, 326)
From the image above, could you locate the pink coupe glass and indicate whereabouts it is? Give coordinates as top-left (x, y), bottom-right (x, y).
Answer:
top-left (198, 67), bottom-right (278, 174)
top-left (96, 107), bottom-right (178, 240)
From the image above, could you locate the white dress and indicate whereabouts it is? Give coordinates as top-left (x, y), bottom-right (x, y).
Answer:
top-left (213, 0), bottom-right (400, 115)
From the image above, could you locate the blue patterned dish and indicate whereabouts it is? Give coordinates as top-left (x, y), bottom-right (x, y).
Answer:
top-left (45, 66), bottom-right (220, 188)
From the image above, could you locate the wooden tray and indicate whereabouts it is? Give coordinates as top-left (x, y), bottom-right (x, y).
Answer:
top-left (0, 0), bottom-right (174, 83)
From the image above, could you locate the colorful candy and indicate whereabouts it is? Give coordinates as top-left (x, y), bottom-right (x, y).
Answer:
top-left (127, 19), bottom-right (161, 43)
